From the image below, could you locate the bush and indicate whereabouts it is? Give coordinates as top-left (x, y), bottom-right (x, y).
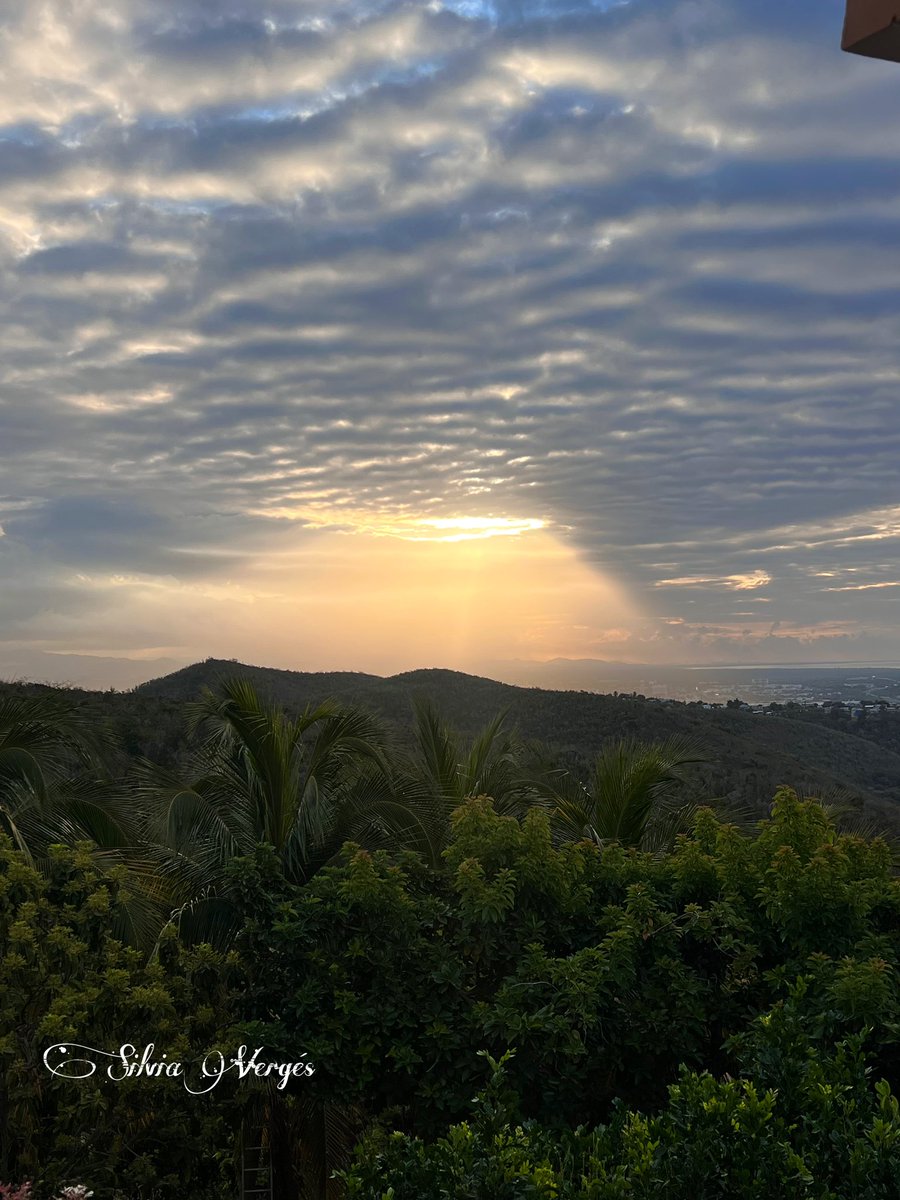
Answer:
top-left (237, 790), bottom-right (900, 1136)
top-left (342, 996), bottom-right (900, 1198)
top-left (0, 839), bottom-right (244, 1198)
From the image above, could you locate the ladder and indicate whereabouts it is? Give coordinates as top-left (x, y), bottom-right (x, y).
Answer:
top-left (240, 1119), bottom-right (274, 1200)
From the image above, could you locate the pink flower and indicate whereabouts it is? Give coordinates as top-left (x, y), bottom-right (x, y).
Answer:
top-left (0, 1183), bottom-right (33, 1200)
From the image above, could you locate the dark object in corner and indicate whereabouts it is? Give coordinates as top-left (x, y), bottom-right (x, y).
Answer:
top-left (843, 0), bottom-right (900, 61)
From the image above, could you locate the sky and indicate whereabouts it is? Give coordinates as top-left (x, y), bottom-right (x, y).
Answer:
top-left (2, 0), bottom-right (900, 689)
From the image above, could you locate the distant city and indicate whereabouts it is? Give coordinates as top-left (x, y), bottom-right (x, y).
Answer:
top-left (489, 661), bottom-right (900, 710)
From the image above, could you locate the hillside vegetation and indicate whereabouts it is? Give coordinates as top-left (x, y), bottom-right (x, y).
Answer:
top-left (51, 656), bottom-right (900, 831)
top-left (1, 667), bottom-right (900, 1197)
top-left (5, 657), bottom-right (900, 839)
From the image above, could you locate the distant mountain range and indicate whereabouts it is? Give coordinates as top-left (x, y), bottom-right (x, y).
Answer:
top-left (6, 648), bottom-right (900, 704)
top-left (129, 658), bottom-right (900, 832)
top-left (5, 656), bottom-right (900, 836)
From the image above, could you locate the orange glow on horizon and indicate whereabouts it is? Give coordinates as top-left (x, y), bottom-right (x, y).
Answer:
top-left (59, 524), bottom-right (643, 673)
top-left (253, 525), bottom-right (642, 670)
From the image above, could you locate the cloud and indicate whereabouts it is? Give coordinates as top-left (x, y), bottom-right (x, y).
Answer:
top-left (656, 570), bottom-right (772, 591)
top-left (2, 0), bottom-right (900, 677)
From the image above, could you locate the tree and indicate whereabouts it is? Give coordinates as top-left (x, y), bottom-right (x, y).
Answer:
top-left (236, 787), bottom-right (900, 1161)
top-left (0, 692), bottom-right (159, 946)
top-left (342, 1001), bottom-right (900, 1199)
top-left (135, 677), bottom-right (398, 945)
top-left (0, 837), bottom-right (241, 1198)
top-left (545, 735), bottom-right (709, 851)
top-left (384, 698), bottom-right (548, 866)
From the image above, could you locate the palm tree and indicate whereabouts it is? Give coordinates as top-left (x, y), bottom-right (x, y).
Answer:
top-left (546, 735), bottom-right (709, 852)
top-left (135, 676), bottom-right (399, 945)
top-left (0, 689), bottom-right (162, 944)
top-left (132, 677), bottom-right (421, 1196)
top-left (0, 690), bottom-right (103, 855)
top-left (385, 697), bottom-right (547, 865)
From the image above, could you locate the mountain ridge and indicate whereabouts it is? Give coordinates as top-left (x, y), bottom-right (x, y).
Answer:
top-left (5, 657), bottom-right (900, 833)
top-left (127, 658), bottom-right (900, 832)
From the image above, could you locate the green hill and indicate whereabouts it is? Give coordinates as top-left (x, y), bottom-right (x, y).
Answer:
top-left (5, 657), bottom-right (900, 832)
top-left (132, 659), bottom-right (900, 829)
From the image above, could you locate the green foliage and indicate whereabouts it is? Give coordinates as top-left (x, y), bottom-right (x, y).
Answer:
top-left (384, 700), bottom-right (550, 864)
top-left (237, 788), bottom-right (900, 1147)
top-left (342, 1002), bottom-right (900, 1198)
top-left (133, 677), bottom-right (396, 946)
top-left (0, 691), bottom-right (165, 949)
top-left (545, 735), bottom-right (709, 851)
top-left (0, 837), bottom-right (243, 1199)
top-left (0, 692), bottom-right (121, 865)
top-left (2, 666), bottom-right (900, 1200)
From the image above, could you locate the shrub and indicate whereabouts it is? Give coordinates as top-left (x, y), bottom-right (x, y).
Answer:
top-left (0, 839), bottom-right (244, 1198)
top-left (342, 997), bottom-right (900, 1198)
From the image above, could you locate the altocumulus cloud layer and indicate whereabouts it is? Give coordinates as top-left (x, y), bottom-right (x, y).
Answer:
top-left (2, 0), bottom-right (900, 683)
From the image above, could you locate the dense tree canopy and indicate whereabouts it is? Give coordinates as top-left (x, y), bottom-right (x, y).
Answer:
top-left (1, 678), bottom-right (899, 1198)
top-left (0, 838), bottom-right (244, 1198)
top-left (234, 791), bottom-right (900, 1133)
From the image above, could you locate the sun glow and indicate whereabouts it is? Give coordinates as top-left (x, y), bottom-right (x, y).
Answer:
top-left (250, 506), bottom-right (547, 543)
top-left (55, 522), bottom-right (642, 674)
top-left (404, 516), bottom-right (546, 542)
top-left (278, 525), bottom-right (641, 668)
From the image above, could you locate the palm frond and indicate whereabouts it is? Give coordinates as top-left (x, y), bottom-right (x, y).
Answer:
top-left (463, 709), bottom-right (511, 791)
top-left (327, 770), bottom-right (448, 869)
top-left (547, 736), bottom-right (710, 851)
top-left (132, 679), bottom-right (399, 944)
top-left (152, 889), bottom-right (241, 954)
top-left (0, 691), bottom-right (110, 778)
top-left (411, 696), bottom-right (464, 801)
